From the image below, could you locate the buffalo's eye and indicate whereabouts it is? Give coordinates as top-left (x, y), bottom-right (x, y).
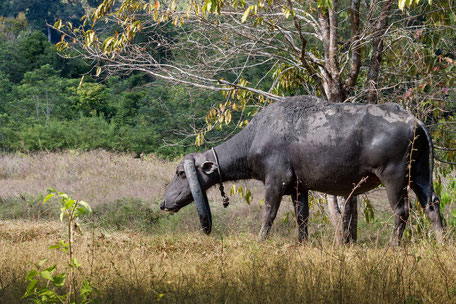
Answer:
top-left (176, 170), bottom-right (186, 178)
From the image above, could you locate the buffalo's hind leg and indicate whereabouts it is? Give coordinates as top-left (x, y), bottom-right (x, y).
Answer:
top-left (389, 188), bottom-right (409, 246)
top-left (291, 190), bottom-right (309, 243)
top-left (380, 168), bottom-right (410, 246)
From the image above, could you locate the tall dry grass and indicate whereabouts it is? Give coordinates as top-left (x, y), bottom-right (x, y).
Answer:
top-left (0, 150), bottom-right (176, 205)
top-left (1, 151), bottom-right (454, 303)
top-left (0, 150), bottom-right (290, 235)
top-left (1, 220), bottom-right (456, 304)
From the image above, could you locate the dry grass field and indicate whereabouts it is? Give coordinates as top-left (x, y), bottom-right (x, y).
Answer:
top-left (1, 151), bottom-right (456, 303)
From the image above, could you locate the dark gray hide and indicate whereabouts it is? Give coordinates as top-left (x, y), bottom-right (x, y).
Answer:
top-left (161, 95), bottom-right (443, 243)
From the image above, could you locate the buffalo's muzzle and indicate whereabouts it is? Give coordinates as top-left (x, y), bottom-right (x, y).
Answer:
top-left (160, 201), bottom-right (179, 213)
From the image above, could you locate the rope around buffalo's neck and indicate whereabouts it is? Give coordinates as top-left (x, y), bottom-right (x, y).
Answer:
top-left (211, 148), bottom-right (229, 208)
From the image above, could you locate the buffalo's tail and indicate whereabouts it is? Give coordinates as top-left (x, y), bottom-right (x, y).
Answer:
top-left (415, 119), bottom-right (437, 202)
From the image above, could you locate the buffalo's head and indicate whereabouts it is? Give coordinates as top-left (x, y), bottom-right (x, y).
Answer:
top-left (160, 153), bottom-right (218, 234)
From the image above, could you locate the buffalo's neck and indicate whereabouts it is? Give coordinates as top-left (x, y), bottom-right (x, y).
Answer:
top-left (212, 130), bottom-right (253, 182)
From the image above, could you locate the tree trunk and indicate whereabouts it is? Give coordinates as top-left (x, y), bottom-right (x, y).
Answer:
top-left (318, 1), bottom-right (360, 245)
top-left (367, 0), bottom-right (395, 103)
top-left (47, 26), bottom-right (52, 42)
top-left (328, 195), bottom-right (358, 245)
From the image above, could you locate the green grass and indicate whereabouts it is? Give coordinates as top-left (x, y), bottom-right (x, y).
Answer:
top-left (0, 194), bottom-right (56, 220)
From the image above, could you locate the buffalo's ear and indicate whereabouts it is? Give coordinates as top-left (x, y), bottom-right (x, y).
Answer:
top-left (201, 161), bottom-right (218, 175)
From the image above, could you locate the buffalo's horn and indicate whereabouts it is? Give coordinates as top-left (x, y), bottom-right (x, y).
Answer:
top-left (183, 159), bottom-right (212, 234)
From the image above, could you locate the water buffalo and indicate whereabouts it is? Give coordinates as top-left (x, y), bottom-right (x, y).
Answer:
top-left (161, 95), bottom-right (443, 244)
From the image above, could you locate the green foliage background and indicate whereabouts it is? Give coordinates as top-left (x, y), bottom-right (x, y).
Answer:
top-left (0, 4), bottom-right (229, 158)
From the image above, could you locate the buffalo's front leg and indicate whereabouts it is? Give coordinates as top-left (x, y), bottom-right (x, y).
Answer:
top-left (291, 191), bottom-right (309, 242)
top-left (259, 183), bottom-right (285, 241)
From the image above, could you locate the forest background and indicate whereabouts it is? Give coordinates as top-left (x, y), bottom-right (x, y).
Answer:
top-left (0, 0), bottom-right (238, 158)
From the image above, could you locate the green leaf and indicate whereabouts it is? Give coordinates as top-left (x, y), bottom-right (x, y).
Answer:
top-left (59, 241), bottom-right (69, 252)
top-left (79, 200), bottom-right (93, 214)
top-left (80, 279), bottom-right (93, 296)
top-left (40, 270), bottom-right (53, 281)
top-left (195, 132), bottom-right (205, 146)
top-left (258, 198), bottom-right (264, 207)
top-left (230, 184), bottom-right (236, 195)
top-left (54, 19), bottom-right (62, 30)
top-left (76, 207), bottom-right (86, 215)
top-left (102, 37), bottom-right (115, 52)
top-left (85, 30), bottom-right (97, 46)
top-left (37, 289), bottom-right (59, 299)
top-left (203, 0), bottom-right (212, 13)
top-left (44, 265), bottom-right (56, 273)
top-left (42, 193), bottom-right (55, 205)
top-left (244, 189), bottom-right (252, 204)
top-left (241, 5), bottom-right (253, 23)
top-left (38, 259), bottom-right (47, 268)
top-left (225, 110), bottom-right (232, 125)
top-left (58, 192), bottom-right (69, 199)
top-left (398, 0), bottom-right (406, 10)
top-left (26, 270), bottom-right (38, 281)
top-left (327, 0), bottom-right (334, 9)
top-left (71, 257), bottom-right (81, 268)
top-left (64, 199), bottom-right (75, 210)
top-left (237, 186), bottom-right (244, 196)
top-left (22, 279), bottom-right (38, 298)
top-left (52, 274), bottom-right (66, 287)
top-left (317, 0), bottom-right (331, 11)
